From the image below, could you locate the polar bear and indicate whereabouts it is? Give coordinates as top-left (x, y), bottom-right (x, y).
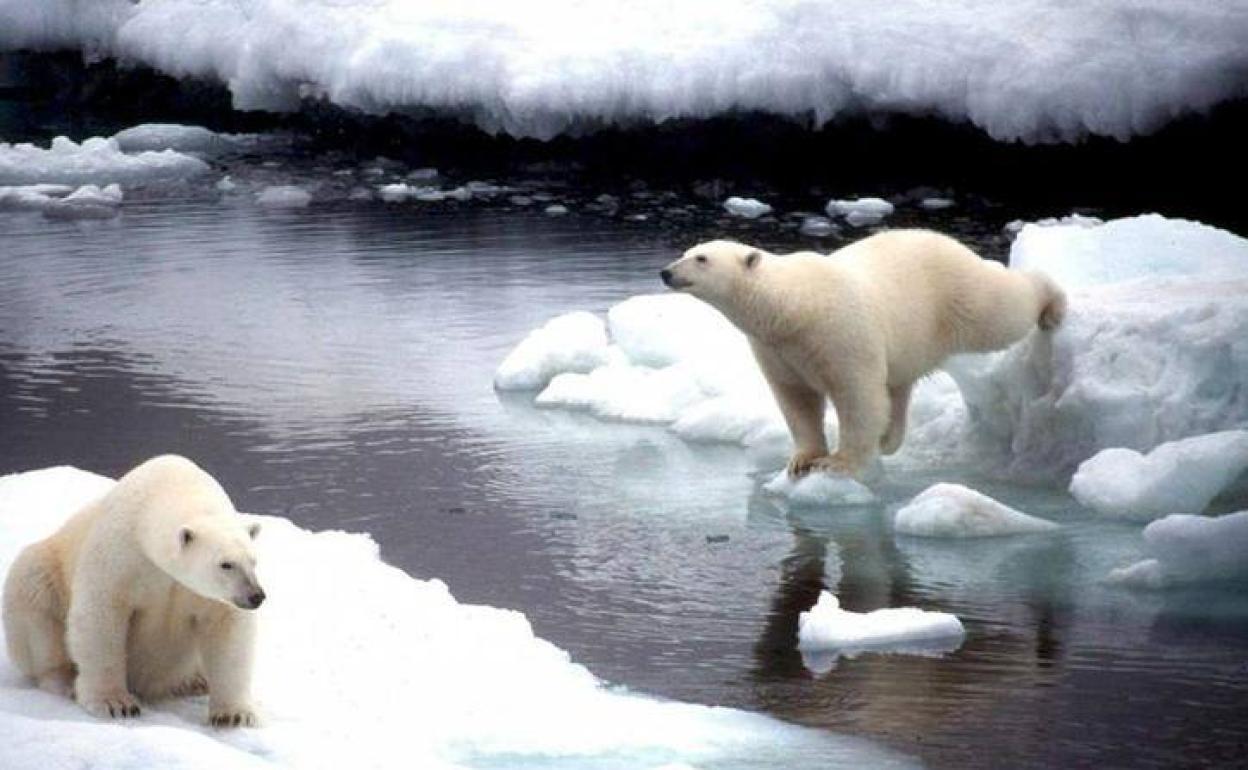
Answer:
top-left (2, 455), bottom-right (265, 726)
top-left (660, 231), bottom-right (1065, 478)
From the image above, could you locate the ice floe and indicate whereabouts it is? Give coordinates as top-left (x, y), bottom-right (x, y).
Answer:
top-left (894, 483), bottom-right (1058, 537)
top-left (722, 196), bottom-right (772, 219)
top-left (0, 136), bottom-right (209, 186)
top-left (824, 197), bottom-right (894, 227)
top-left (493, 311), bottom-right (612, 391)
top-left (255, 185), bottom-right (312, 209)
top-left (797, 591), bottom-right (965, 674)
top-left (0, 466), bottom-right (916, 770)
top-left (1107, 510), bottom-right (1248, 589)
top-left (1069, 431), bottom-right (1248, 521)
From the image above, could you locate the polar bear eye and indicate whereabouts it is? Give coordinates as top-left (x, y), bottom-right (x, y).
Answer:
top-left (695, 255), bottom-right (708, 264)
top-left (220, 561), bottom-right (234, 571)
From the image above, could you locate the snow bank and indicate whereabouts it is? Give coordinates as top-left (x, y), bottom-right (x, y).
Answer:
top-left (762, 470), bottom-right (876, 507)
top-left (499, 214), bottom-right (1248, 483)
top-left (0, 136), bottom-right (209, 186)
top-left (894, 483), bottom-right (1058, 537)
top-left (797, 592), bottom-right (964, 674)
top-left (3, 1), bottom-right (1245, 143)
top-left (1070, 431), bottom-right (1248, 521)
top-left (0, 467), bottom-right (913, 770)
top-left (1108, 510), bottom-right (1248, 589)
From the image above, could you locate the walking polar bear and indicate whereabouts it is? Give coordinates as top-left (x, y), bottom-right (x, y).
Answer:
top-left (2, 455), bottom-right (265, 726)
top-left (661, 230), bottom-right (1066, 479)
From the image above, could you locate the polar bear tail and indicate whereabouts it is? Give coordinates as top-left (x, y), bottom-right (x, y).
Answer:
top-left (1031, 272), bottom-right (1067, 331)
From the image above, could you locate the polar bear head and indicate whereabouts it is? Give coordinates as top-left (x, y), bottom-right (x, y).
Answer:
top-left (660, 240), bottom-right (763, 303)
top-left (174, 516), bottom-right (266, 610)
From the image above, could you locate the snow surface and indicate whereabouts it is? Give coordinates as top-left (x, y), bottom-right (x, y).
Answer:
top-left (1108, 510), bottom-right (1248, 589)
top-left (797, 591), bottom-right (964, 674)
top-left (722, 196), bottom-right (772, 219)
top-left (894, 483), bottom-right (1058, 537)
top-left (3, 1), bottom-right (1245, 143)
top-left (498, 214), bottom-right (1248, 485)
top-left (0, 467), bottom-right (915, 770)
top-left (1070, 431), bottom-right (1248, 521)
top-left (0, 136), bottom-right (209, 186)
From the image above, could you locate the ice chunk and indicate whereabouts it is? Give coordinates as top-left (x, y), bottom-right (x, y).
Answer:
top-left (494, 311), bottom-right (612, 391)
top-left (1108, 510), bottom-right (1248, 589)
top-left (722, 196), bottom-right (772, 219)
top-left (1069, 431), bottom-right (1248, 521)
top-left (544, 204), bottom-right (569, 216)
top-left (111, 123), bottom-right (227, 154)
top-left (797, 591), bottom-right (964, 673)
top-left (798, 216), bottom-right (837, 237)
top-left (255, 185), bottom-right (312, 209)
top-left (825, 198), bottom-right (894, 227)
top-left (536, 361), bottom-right (710, 423)
top-left (41, 183), bottom-right (123, 220)
top-left (1010, 214), bottom-right (1248, 289)
top-left (0, 467), bottom-right (917, 770)
top-left (0, 183), bottom-right (75, 210)
top-left (762, 470), bottom-right (876, 507)
top-left (893, 483), bottom-right (1058, 537)
top-left (918, 197), bottom-right (954, 210)
top-left (0, 136), bottom-right (208, 186)
top-left (606, 294), bottom-right (747, 369)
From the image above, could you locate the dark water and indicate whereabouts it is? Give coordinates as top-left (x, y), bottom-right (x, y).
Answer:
top-left (2, 195), bottom-right (1246, 769)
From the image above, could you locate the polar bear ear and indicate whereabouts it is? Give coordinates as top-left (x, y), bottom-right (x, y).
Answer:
top-left (179, 527), bottom-right (195, 548)
top-left (743, 250), bottom-right (761, 270)
top-left (247, 521), bottom-right (262, 540)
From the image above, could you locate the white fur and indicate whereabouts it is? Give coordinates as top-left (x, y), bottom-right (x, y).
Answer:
top-left (2, 455), bottom-right (264, 726)
top-left (661, 231), bottom-right (1066, 477)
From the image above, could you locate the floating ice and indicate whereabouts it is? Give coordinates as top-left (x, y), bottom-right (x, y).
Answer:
top-left (544, 204), bottom-right (569, 216)
top-left (825, 198), bottom-right (894, 227)
top-left (0, 136), bottom-right (209, 186)
top-left (1107, 510), bottom-right (1248, 589)
top-left (5, 1), bottom-right (1245, 143)
top-left (762, 470), bottom-right (876, 507)
top-left (893, 483), bottom-right (1058, 537)
top-left (919, 197), bottom-right (954, 210)
top-left (798, 216), bottom-right (837, 237)
top-left (722, 196), bottom-right (772, 219)
top-left (0, 467), bottom-right (916, 770)
top-left (255, 185), bottom-right (312, 209)
top-left (493, 311), bottom-right (612, 391)
top-left (41, 183), bottom-right (124, 220)
top-left (111, 124), bottom-right (229, 154)
top-left (797, 591), bottom-right (964, 674)
top-left (1069, 431), bottom-right (1248, 521)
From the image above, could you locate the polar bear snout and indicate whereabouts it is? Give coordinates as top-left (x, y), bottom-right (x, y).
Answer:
top-left (236, 587), bottom-right (266, 610)
top-left (659, 266), bottom-right (692, 290)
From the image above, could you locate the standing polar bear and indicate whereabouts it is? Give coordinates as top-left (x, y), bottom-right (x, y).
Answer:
top-left (2, 455), bottom-right (265, 726)
top-left (661, 231), bottom-right (1066, 478)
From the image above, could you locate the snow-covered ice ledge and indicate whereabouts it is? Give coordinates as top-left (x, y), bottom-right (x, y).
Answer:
top-left (0, 467), bottom-right (915, 770)
top-left (497, 214), bottom-right (1248, 485)
top-left (2, 2), bottom-right (1246, 143)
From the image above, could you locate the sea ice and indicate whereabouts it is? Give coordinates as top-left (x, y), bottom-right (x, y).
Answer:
top-left (255, 185), bottom-right (312, 209)
top-left (919, 197), bottom-right (954, 210)
top-left (762, 470), bottom-right (876, 507)
top-left (825, 197), bottom-right (894, 227)
top-left (4, 1), bottom-right (1244, 143)
top-left (111, 123), bottom-right (230, 154)
top-left (0, 467), bottom-right (916, 770)
top-left (798, 216), bottom-right (837, 237)
top-left (1107, 510), bottom-right (1248, 589)
top-left (722, 196), bottom-right (772, 219)
top-left (797, 591), bottom-right (964, 673)
top-left (41, 183), bottom-right (124, 220)
top-left (493, 311), bottom-right (612, 391)
top-left (893, 483), bottom-right (1058, 537)
top-left (0, 136), bottom-right (209, 186)
top-left (1069, 431), bottom-right (1248, 521)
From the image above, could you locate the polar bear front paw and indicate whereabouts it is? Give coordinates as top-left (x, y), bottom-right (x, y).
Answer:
top-left (804, 453), bottom-right (862, 479)
top-left (79, 690), bottom-right (142, 719)
top-left (787, 451), bottom-right (832, 478)
top-left (167, 673), bottom-right (209, 698)
top-left (210, 704), bottom-right (260, 728)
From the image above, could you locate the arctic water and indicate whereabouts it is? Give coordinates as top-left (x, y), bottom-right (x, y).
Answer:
top-left (1, 178), bottom-right (1246, 768)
